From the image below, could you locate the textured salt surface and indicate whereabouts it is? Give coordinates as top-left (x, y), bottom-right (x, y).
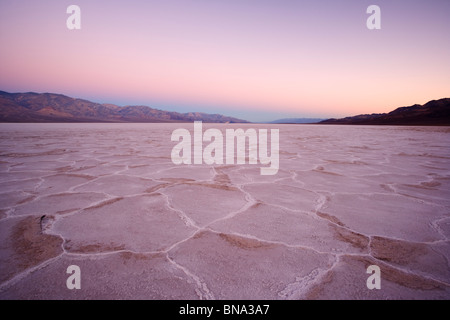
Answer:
top-left (0, 123), bottom-right (449, 299)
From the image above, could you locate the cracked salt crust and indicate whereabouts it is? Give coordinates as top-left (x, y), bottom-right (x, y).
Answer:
top-left (0, 123), bottom-right (449, 299)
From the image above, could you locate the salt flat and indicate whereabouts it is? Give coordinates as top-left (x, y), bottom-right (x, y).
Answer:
top-left (0, 123), bottom-right (449, 299)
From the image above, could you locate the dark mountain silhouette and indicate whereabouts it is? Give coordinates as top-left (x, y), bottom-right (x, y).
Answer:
top-left (320, 98), bottom-right (450, 126)
top-left (0, 91), bottom-right (249, 123)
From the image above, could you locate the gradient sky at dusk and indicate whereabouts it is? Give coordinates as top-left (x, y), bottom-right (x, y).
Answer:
top-left (1, 0), bottom-right (449, 122)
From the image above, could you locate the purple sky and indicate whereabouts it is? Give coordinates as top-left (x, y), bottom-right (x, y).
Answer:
top-left (1, 0), bottom-right (449, 121)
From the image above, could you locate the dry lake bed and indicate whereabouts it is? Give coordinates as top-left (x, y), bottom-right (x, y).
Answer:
top-left (0, 123), bottom-right (449, 299)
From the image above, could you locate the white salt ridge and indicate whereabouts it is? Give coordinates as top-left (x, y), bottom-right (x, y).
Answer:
top-left (0, 123), bottom-right (449, 299)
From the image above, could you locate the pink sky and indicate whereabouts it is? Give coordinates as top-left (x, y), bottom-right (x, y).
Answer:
top-left (1, 0), bottom-right (449, 121)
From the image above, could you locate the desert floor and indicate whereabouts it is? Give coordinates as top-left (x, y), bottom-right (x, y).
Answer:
top-left (0, 123), bottom-right (449, 299)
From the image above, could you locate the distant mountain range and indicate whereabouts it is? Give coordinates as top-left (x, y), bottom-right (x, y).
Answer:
top-left (320, 98), bottom-right (450, 126)
top-left (1, 91), bottom-right (449, 125)
top-left (268, 118), bottom-right (325, 124)
top-left (0, 91), bottom-right (249, 123)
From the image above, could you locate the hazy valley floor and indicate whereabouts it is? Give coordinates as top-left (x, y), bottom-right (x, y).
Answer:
top-left (0, 123), bottom-right (449, 299)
